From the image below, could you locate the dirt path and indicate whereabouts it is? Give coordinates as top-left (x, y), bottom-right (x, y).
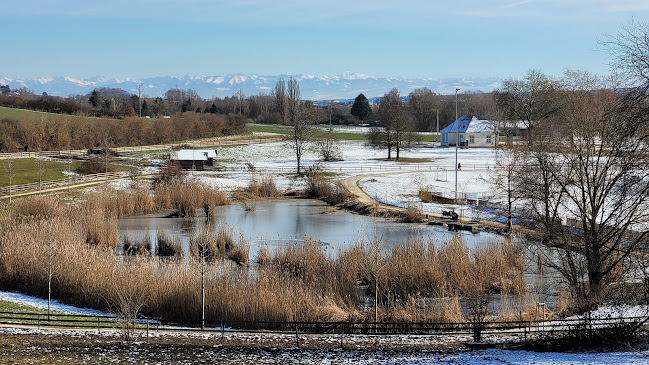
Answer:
top-left (339, 171), bottom-right (445, 219)
top-left (339, 172), bottom-right (511, 233)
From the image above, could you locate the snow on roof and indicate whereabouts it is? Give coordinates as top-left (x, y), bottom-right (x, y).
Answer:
top-left (440, 115), bottom-right (496, 134)
top-left (171, 149), bottom-right (216, 161)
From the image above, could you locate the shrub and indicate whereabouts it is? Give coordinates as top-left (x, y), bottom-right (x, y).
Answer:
top-left (304, 166), bottom-right (351, 205)
top-left (76, 156), bottom-right (113, 174)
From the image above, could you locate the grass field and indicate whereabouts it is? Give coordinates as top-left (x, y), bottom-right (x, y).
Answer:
top-left (0, 158), bottom-right (132, 187)
top-left (0, 300), bottom-right (43, 313)
top-left (0, 159), bottom-right (81, 187)
top-left (0, 106), bottom-right (33, 118)
top-left (247, 123), bottom-right (438, 142)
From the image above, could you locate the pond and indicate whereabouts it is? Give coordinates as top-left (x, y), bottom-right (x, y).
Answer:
top-left (118, 198), bottom-right (563, 309)
top-left (118, 198), bottom-right (511, 259)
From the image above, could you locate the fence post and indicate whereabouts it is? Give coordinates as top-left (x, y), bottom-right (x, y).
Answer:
top-left (221, 321), bottom-right (225, 347)
top-left (146, 321), bottom-right (149, 339)
top-left (37, 314), bottom-right (40, 330)
top-left (295, 324), bottom-right (299, 348)
top-left (97, 317), bottom-right (101, 333)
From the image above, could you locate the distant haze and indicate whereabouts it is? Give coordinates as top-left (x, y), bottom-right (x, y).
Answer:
top-left (0, 73), bottom-right (502, 100)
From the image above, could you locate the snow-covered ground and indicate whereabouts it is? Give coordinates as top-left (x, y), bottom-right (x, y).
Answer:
top-left (0, 291), bottom-right (110, 316)
top-left (200, 140), bottom-right (503, 219)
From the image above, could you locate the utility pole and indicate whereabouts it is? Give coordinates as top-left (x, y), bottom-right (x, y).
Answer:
top-left (455, 88), bottom-right (460, 201)
top-left (238, 89), bottom-right (243, 115)
top-left (138, 83), bottom-right (142, 118)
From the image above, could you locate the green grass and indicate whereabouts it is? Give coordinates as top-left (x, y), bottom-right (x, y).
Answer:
top-left (0, 158), bottom-right (81, 187)
top-left (0, 158), bottom-right (130, 187)
top-left (0, 106), bottom-right (33, 118)
top-left (0, 299), bottom-right (56, 313)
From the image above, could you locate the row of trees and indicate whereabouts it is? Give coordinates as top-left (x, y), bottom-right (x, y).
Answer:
top-left (492, 21), bottom-right (649, 312)
top-left (1, 81), bottom-right (503, 131)
top-left (0, 112), bottom-right (246, 152)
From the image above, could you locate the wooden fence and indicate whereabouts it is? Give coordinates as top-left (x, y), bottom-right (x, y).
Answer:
top-left (0, 310), bottom-right (644, 341)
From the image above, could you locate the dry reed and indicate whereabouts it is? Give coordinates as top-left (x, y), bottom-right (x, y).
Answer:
top-left (155, 230), bottom-right (181, 257)
top-left (0, 195), bottom-right (532, 326)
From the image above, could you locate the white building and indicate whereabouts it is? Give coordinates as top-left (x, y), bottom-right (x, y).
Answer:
top-left (440, 115), bottom-right (498, 148)
top-left (169, 149), bottom-right (217, 170)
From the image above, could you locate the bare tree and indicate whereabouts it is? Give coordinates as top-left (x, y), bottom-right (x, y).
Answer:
top-left (516, 70), bottom-right (649, 309)
top-left (285, 78), bottom-right (313, 174)
top-left (489, 146), bottom-right (525, 232)
top-left (274, 78), bottom-right (287, 124)
top-left (408, 88), bottom-right (438, 131)
top-left (4, 157), bottom-right (15, 204)
top-left (369, 89), bottom-right (418, 160)
top-left (191, 227), bottom-right (212, 329)
top-left (601, 20), bottom-right (649, 88)
top-left (495, 69), bottom-right (562, 137)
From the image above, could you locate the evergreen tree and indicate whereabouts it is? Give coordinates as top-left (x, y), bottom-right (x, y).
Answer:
top-left (350, 93), bottom-right (372, 122)
top-left (88, 89), bottom-right (102, 108)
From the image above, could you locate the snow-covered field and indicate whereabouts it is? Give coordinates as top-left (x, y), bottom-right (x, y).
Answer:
top-left (172, 140), bottom-right (504, 220)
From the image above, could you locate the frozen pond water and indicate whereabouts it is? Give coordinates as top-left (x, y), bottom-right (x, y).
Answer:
top-left (118, 198), bottom-right (510, 259)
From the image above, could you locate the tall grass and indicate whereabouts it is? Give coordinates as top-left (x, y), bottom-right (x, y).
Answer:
top-left (304, 169), bottom-right (351, 205)
top-left (0, 196), bottom-right (531, 326)
top-left (156, 230), bottom-right (181, 257)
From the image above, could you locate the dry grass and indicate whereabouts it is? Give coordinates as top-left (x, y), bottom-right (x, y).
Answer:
top-left (0, 195), bottom-right (532, 326)
top-left (123, 234), bottom-right (151, 256)
top-left (400, 204), bottom-right (424, 223)
top-left (304, 170), bottom-right (351, 205)
top-left (234, 174), bottom-right (281, 200)
top-left (156, 230), bottom-right (181, 257)
top-left (155, 182), bottom-right (229, 217)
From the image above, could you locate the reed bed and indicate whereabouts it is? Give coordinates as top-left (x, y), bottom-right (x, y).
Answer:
top-left (154, 181), bottom-right (229, 217)
top-left (0, 196), bottom-right (532, 325)
top-left (304, 172), bottom-right (351, 205)
top-left (122, 234), bottom-right (151, 256)
top-left (234, 174), bottom-right (281, 200)
top-left (155, 230), bottom-right (182, 257)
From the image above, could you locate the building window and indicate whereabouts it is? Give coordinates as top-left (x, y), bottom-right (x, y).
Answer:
top-left (469, 135), bottom-right (475, 144)
top-left (486, 135), bottom-right (492, 144)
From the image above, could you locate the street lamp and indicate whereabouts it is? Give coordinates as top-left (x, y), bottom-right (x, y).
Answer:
top-left (455, 88), bottom-right (460, 201)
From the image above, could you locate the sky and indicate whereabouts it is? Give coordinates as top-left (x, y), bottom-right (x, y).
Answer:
top-left (1, 0), bottom-right (648, 81)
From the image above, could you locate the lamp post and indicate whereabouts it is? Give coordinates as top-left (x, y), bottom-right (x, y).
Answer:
top-left (455, 88), bottom-right (460, 201)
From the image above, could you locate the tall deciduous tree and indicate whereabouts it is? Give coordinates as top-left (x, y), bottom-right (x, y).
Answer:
top-left (369, 88), bottom-right (417, 160)
top-left (495, 70), bottom-right (561, 137)
top-left (408, 88), bottom-right (437, 131)
top-left (283, 77), bottom-right (312, 174)
top-left (515, 69), bottom-right (649, 309)
top-left (350, 93), bottom-right (372, 122)
top-left (274, 78), bottom-right (287, 124)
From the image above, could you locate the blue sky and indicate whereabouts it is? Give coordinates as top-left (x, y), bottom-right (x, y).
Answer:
top-left (1, 0), bottom-right (648, 80)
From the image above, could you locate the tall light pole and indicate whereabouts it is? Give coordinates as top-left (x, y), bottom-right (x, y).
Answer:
top-left (455, 88), bottom-right (460, 201)
top-left (138, 83), bottom-right (142, 118)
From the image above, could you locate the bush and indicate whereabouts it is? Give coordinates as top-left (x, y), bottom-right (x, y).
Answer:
top-left (304, 166), bottom-right (351, 205)
top-left (76, 156), bottom-right (113, 174)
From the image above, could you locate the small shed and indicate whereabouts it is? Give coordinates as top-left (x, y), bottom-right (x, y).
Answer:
top-left (440, 115), bottom-right (498, 148)
top-left (170, 149), bottom-right (217, 170)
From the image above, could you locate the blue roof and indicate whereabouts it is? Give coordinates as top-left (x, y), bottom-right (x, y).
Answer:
top-left (440, 115), bottom-right (473, 134)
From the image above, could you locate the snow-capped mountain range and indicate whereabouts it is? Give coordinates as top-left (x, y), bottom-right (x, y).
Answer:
top-left (0, 73), bottom-right (502, 100)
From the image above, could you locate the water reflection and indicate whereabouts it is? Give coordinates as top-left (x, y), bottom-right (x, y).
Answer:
top-left (118, 198), bottom-right (512, 260)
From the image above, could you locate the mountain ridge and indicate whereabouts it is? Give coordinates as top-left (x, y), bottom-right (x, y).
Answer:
top-left (0, 73), bottom-right (502, 100)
